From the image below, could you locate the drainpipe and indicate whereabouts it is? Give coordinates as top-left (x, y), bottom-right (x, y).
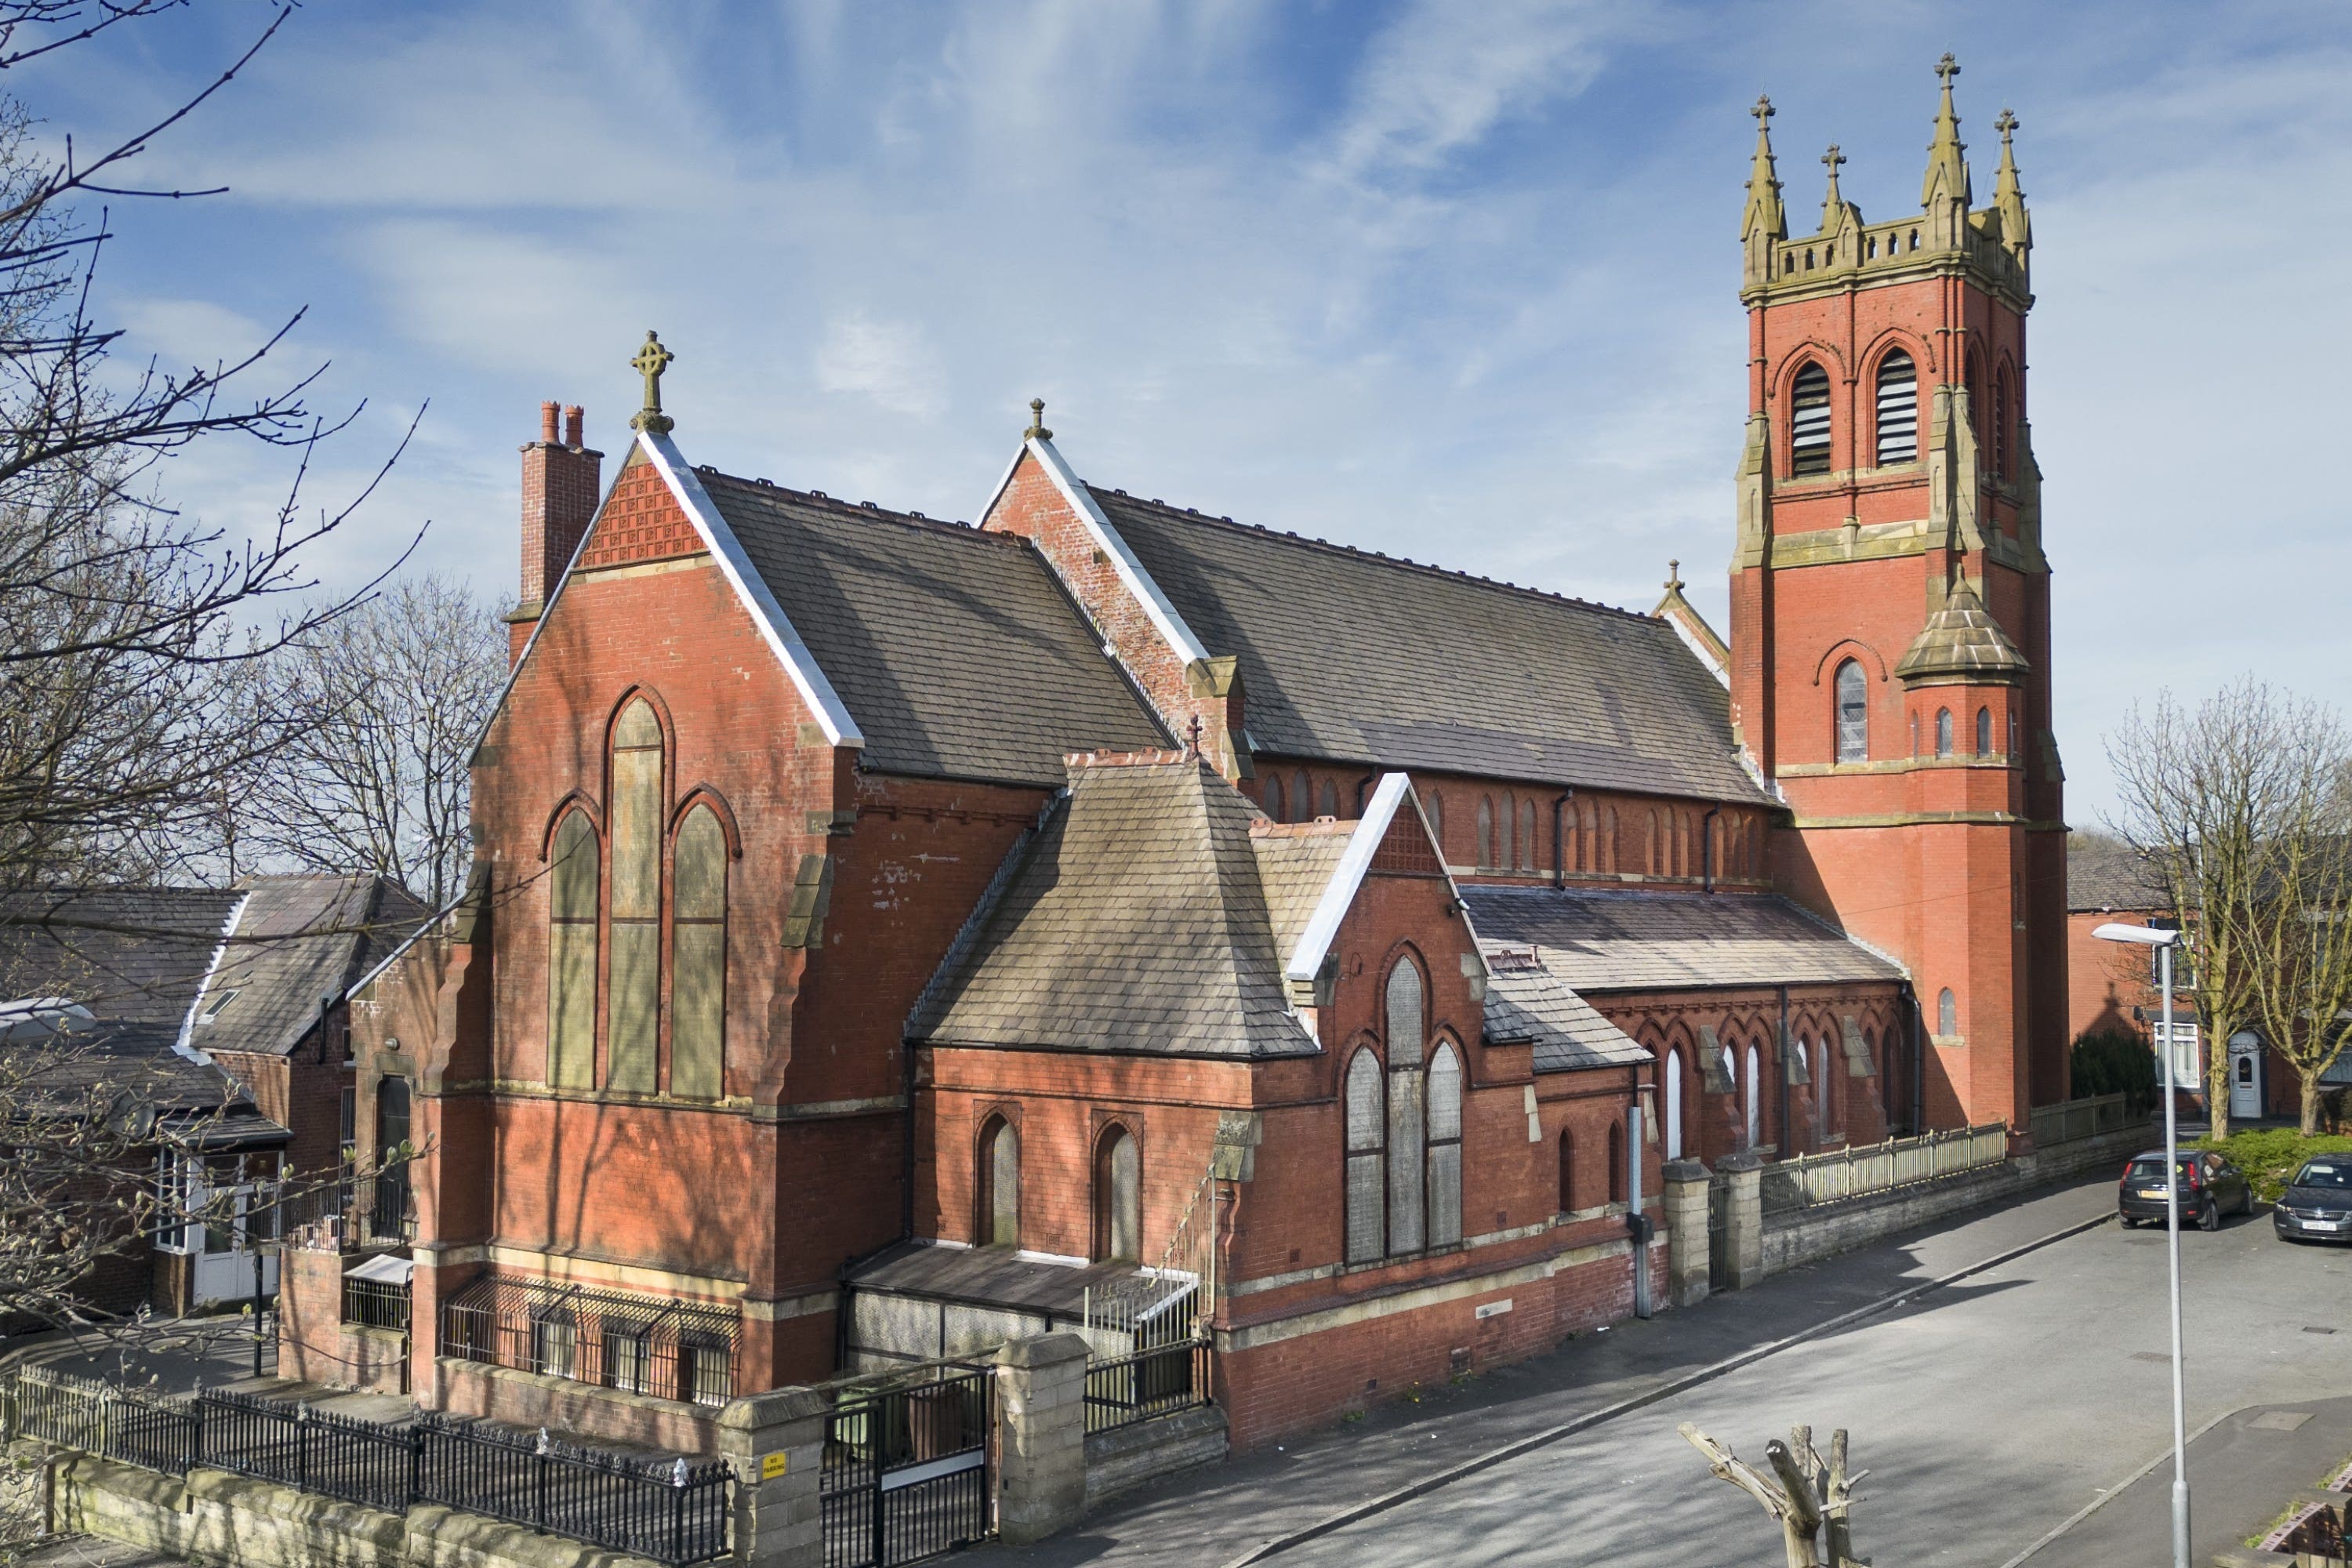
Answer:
top-left (1700, 806), bottom-right (1722, 894)
top-left (1911, 988), bottom-right (1926, 1135)
top-left (1777, 983), bottom-right (1792, 1156)
top-left (1552, 792), bottom-right (1574, 888)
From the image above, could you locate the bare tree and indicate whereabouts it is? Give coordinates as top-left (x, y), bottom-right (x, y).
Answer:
top-left (1680, 1421), bottom-right (1867, 1568)
top-left (2108, 682), bottom-right (2352, 1136)
top-left (234, 576), bottom-right (506, 910)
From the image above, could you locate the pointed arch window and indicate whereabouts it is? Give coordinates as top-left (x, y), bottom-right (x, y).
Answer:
top-left (1835, 659), bottom-right (1868, 763)
top-left (1935, 706), bottom-right (1955, 759)
top-left (1422, 789), bottom-right (1443, 848)
top-left (1292, 770), bottom-right (1311, 821)
top-left (1426, 1042), bottom-right (1463, 1247)
top-left (1497, 791), bottom-right (1515, 872)
top-left (1264, 774), bottom-right (1286, 823)
top-left (1317, 778), bottom-right (1340, 819)
top-left (1557, 1127), bottom-right (1577, 1213)
top-left (1477, 797), bottom-right (1496, 869)
top-left (1646, 810), bottom-right (1661, 876)
top-left (1976, 706), bottom-right (1993, 757)
top-left (671, 804), bottom-right (728, 1100)
top-left (1344, 1051), bottom-right (1385, 1263)
top-left (1744, 1043), bottom-right (1763, 1148)
top-left (1875, 351), bottom-right (1918, 463)
top-left (1608, 1120), bottom-right (1628, 1205)
top-left (547, 811), bottom-right (599, 1091)
top-left (978, 1116), bottom-right (1020, 1247)
top-left (1791, 361), bottom-right (1832, 476)
top-left (1938, 988), bottom-right (1958, 1037)
top-left (607, 700), bottom-right (663, 1093)
top-left (1518, 797), bottom-right (1537, 873)
top-left (1385, 956), bottom-right (1427, 1254)
top-left (1814, 1037), bottom-right (1833, 1137)
top-left (1664, 1048), bottom-right (1684, 1160)
top-left (1095, 1127), bottom-right (1140, 1263)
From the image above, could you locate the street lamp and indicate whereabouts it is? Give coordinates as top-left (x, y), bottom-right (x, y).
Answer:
top-left (2096, 920), bottom-right (2189, 1568)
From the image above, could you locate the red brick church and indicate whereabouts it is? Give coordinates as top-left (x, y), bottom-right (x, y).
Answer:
top-left (309, 64), bottom-right (2064, 1452)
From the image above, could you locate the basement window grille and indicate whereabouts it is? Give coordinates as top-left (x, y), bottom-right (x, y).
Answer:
top-left (441, 1275), bottom-right (739, 1407)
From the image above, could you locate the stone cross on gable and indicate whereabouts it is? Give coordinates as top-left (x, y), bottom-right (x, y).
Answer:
top-left (630, 331), bottom-right (676, 434)
top-left (1822, 144), bottom-right (1846, 174)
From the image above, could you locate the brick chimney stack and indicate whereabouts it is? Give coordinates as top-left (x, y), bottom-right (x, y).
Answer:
top-left (510, 400), bottom-right (604, 664)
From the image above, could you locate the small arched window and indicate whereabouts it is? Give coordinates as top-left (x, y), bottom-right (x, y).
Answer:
top-left (608, 699), bottom-right (664, 1094)
top-left (1965, 352), bottom-right (1985, 448)
top-left (1318, 778), bottom-right (1340, 819)
top-left (1095, 1127), bottom-right (1141, 1262)
top-left (1664, 1048), bottom-right (1684, 1160)
top-left (1835, 659), bottom-right (1868, 763)
top-left (1603, 804), bottom-right (1619, 872)
top-left (1938, 988), bottom-right (1958, 1036)
top-left (1292, 770), bottom-right (1311, 820)
top-left (1976, 706), bottom-right (1993, 758)
top-left (1497, 792), bottom-right (1515, 872)
top-left (1814, 1037), bottom-right (1832, 1136)
top-left (1477, 797), bottom-right (1496, 868)
top-left (1646, 810), bottom-right (1661, 876)
top-left (1576, 799), bottom-right (1595, 871)
top-left (978, 1116), bottom-right (1020, 1247)
top-left (1426, 1044), bottom-right (1463, 1247)
top-left (1935, 707), bottom-right (1954, 759)
top-left (1518, 798), bottom-right (1537, 873)
top-left (547, 811), bottom-right (600, 1091)
top-left (1385, 956), bottom-right (1427, 1254)
top-left (1344, 1051), bottom-right (1385, 1262)
top-left (1608, 1120), bottom-right (1627, 1205)
top-left (1423, 789), bottom-right (1443, 848)
top-left (1875, 351), bottom-right (1918, 463)
top-left (1790, 361), bottom-right (1832, 477)
top-left (672, 804), bottom-right (728, 1100)
top-left (1557, 1127), bottom-right (1577, 1213)
top-left (1264, 774), bottom-right (1286, 823)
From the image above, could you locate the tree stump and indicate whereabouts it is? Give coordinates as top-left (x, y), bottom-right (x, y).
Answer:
top-left (1679, 1421), bottom-right (1867, 1567)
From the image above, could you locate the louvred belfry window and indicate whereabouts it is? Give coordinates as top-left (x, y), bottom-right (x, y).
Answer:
top-left (1791, 361), bottom-right (1832, 476)
top-left (1875, 352), bottom-right (1918, 463)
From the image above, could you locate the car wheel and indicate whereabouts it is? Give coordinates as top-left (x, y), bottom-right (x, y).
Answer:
top-left (2118, 1216), bottom-right (2137, 1229)
top-left (2198, 1200), bottom-right (2220, 1232)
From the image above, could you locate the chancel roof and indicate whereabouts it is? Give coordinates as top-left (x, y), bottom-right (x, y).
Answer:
top-left (909, 755), bottom-right (1345, 1058)
top-left (1083, 488), bottom-right (1766, 805)
top-left (696, 471), bottom-right (1169, 788)
top-left (1462, 885), bottom-right (1904, 993)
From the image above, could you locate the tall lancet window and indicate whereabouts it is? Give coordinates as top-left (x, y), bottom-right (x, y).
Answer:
top-left (1384, 956), bottom-right (1427, 1254)
top-left (607, 699), bottom-right (663, 1093)
top-left (670, 804), bottom-right (728, 1099)
top-left (547, 811), bottom-right (599, 1090)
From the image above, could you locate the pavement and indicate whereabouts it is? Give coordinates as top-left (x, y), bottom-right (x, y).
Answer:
top-left (973, 1176), bottom-right (2352, 1568)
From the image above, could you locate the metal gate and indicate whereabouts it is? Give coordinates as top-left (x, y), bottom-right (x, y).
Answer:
top-left (821, 1366), bottom-right (993, 1568)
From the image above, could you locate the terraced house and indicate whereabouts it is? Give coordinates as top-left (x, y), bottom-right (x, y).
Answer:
top-left (292, 65), bottom-right (2067, 1455)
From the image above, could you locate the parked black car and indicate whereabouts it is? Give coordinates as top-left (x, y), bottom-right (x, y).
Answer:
top-left (2274, 1156), bottom-right (2352, 1243)
top-left (2117, 1150), bottom-right (2252, 1231)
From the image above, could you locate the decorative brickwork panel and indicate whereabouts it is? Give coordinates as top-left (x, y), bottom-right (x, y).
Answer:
top-left (578, 463), bottom-right (704, 570)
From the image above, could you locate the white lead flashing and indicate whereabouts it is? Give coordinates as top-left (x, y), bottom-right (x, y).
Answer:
top-left (1287, 775), bottom-right (1492, 992)
top-left (637, 430), bottom-right (864, 749)
top-left (174, 892), bottom-right (250, 1064)
top-left (1662, 604), bottom-right (1731, 690)
top-left (1014, 436), bottom-right (1212, 669)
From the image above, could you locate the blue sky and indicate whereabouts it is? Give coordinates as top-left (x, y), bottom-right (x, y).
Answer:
top-left (28, 0), bottom-right (2352, 820)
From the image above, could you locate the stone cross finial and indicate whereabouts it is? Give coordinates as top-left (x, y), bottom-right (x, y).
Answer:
top-left (1936, 53), bottom-right (1960, 87)
top-left (1024, 397), bottom-right (1053, 441)
top-left (1751, 94), bottom-right (1773, 124)
top-left (630, 331), bottom-right (675, 434)
top-left (1995, 107), bottom-right (2018, 143)
top-left (1822, 144), bottom-right (1846, 174)
top-left (1185, 713), bottom-right (1203, 759)
top-left (1666, 559), bottom-right (1684, 594)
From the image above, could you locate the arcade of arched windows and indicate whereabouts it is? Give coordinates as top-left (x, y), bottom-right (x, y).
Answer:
top-left (1614, 996), bottom-right (1906, 1163)
top-left (1363, 780), bottom-right (1773, 887)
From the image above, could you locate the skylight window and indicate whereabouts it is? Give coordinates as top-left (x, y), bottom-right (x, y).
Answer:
top-left (200, 989), bottom-right (240, 1021)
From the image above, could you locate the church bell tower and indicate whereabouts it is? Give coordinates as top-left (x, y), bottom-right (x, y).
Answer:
top-left (1726, 57), bottom-right (2067, 1136)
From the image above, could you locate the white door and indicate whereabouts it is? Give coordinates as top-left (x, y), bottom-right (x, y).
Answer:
top-left (191, 1182), bottom-right (279, 1308)
top-left (2229, 1033), bottom-right (2264, 1122)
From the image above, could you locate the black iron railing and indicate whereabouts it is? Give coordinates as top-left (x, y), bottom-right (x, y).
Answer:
top-left (1084, 1339), bottom-right (1210, 1434)
top-left (343, 1276), bottom-right (412, 1332)
top-left (5, 1372), bottom-right (731, 1567)
top-left (440, 1274), bottom-right (737, 1407)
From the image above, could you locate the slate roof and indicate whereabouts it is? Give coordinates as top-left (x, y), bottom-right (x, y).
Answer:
top-left (848, 1239), bottom-right (1152, 1317)
top-left (2067, 833), bottom-right (2172, 914)
top-left (1084, 488), bottom-right (1766, 804)
top-left (193, 874), bottom-right (430, 1059)
top-left (0, 887), bottom-right (241, 1023)
top-left (1479, 945), bottom-right (1652, 1073)
top-left (1461, 885), bottom-right (1904, 993)
top-left (909, 757), bottom-right (1331, 1058)
top-left (696, 472), bottom-right (1169, 787)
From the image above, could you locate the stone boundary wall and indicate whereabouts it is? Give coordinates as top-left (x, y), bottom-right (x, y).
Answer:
top-left (13, 1443), bottom-right (670, 1568)
top-left (1759, 1124), bottom-right (2148, 1277)
top-left (1083, 1404), bottom-right (1229, 1508)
